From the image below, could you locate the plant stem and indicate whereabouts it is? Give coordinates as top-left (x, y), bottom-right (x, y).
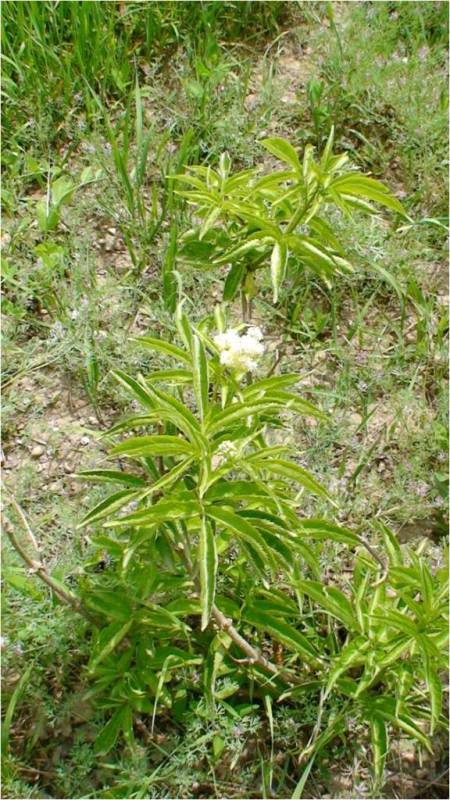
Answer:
top-left (3, 493), bottom-right (95, 624)
top-left (176, 521), bottom-right (302, 687)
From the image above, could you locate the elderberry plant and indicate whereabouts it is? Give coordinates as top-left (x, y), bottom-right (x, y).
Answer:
top-left (77, 305), bottom-right (447, 792)
top-left (172, 128), bottom-right (407, 317)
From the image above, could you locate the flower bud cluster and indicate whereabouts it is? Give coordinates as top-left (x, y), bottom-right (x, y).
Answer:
top-left (214, 326), bottom-right (264, 372)
top-left (211, 439), bottom-right (239, 469)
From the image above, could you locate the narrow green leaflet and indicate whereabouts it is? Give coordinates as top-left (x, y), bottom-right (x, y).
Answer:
top-left (199, 516), bottom-right (217, 630)
top-left (78, 489), bottom-right (140, 528)
top-left (146, 369), bottom-right (193, 385)
top-left (325, 636), bottom-right (371, 696)
top-left (206, 506), bottom-right (276, 568)
top-left (134, 336), bottom-right (190, 364)
top-left (111, 435), bottom-right (194, 458)
top-left (369, 713), bottom-right (388, 787)
top-left (329, 174), bottom-right (406, 216)
top-left (191, 334), bottom-right (209, 422)
top-left (94, 706), bottom-right (129, 755)
top-left (426, 664), bottom-right (443, 736)
top-left (76, 470), bottom-right (146, 488)
top-left (140, 457), bottom-right (194, 498)
top-left (295, 580), bottom-right (355, 628)
top-left (104, 498), bottom-right (200, 528)
top-left (89, 619), bottom-right (133, 673)
top-left (243, 606), bottom-right (320, 664)
top-left (112, 370), bottom-right (157, 410)
top-left (260, 137), bottom-right (301, 174)
top-left (223, 262), bottom-right (246, 301)
top-left (250, 457), bottom-right (330, 500)
top-left (270, 240), bottom-right (288, 303)
top-left (364, 698), bottom-right (432, 752)
top-left (298, 519), bottom-right (360, 547)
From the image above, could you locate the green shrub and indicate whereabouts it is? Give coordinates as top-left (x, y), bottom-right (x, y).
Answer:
top-left (73, 306), bottom-right (447, 790)
top-left (172, 129), bottom-right (406, 316)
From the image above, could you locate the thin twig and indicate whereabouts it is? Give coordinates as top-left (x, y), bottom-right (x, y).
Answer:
top-left (211, 603), bottom-right (303, 687)
top-left (356, 533), bottom-right (388, 585)
top-left (3, 493), bottom-right (94, 624)
top-left (175, 524), bottom-right (303, 686)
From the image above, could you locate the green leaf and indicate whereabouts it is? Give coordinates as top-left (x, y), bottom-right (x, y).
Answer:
top-left (199, 516), bottom-right (217, 630)
top-left (140, 456), bottom-right (194, 498)
top-left (191, 334), bottom-right (209, 422)
top-left (134, 336), bottom-right (190, 364)
top-left (369, 713), bottom-right (388, 786)
top-left (260, 137), bottom-right (301, 173)
top-left (206, 506), bottom-right (275, 567)
top-left (146, 369), bottom-right (193, 385)
top-left (89, 620), bottom-right (133, 673)
top-left (420, 647), bottom-right (443, 735)
top-left (51, 175), bottom-right (75, 207)
top-left (104, 498), bottom-right (200, 528)
top-left (325, 636), bottom-right (370, 696)
top-left (371, 262), bottom-right (404, 298)
top-left (85, 590), bottom-right (133, 622)
top-left (366, 698), bottom-right (432, 752)
top-left (162, 222), bottom-right (178, 313)
top-left (243, 375), bottom-right (300, 398)
top-left (76, 470), bottom-right (146, 488)
top-left (291, 754), bottom-right (317, 799)
top-left (94, 706), bottom-right (128, 755)
top-left (243, 606), bottom-right (320, 664)
top-left (298, 519), bottom-right (360, 547)
top-left (250, 457), bottom-right (330, 500)
top-left (78, 489), bottom-right (139, 528)
top-left (223, 263), bottom-right (246, 301)
top-left (112, 370), bottom-right (157, 410)
top-left (270, 241), bottom-right (288, 303)
top-left (320, 125), bottom-right (335, 169)
top-left (296, 580), bottom-right (355, 628)
top-left (111, 435), bottom-right (194, 459)
top-left (1, 665), bottom-right (32, 752)
top-left (330, 174), bottom-right (407, 216)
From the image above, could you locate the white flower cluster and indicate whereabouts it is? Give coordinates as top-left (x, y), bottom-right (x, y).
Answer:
top-left (211, 439), bottom-right (239, 469)
top-left (214, 326), bottom-right (264, 373)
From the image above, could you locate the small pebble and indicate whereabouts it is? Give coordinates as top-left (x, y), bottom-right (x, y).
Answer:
top-left (80, 436), bottom-right (90, 446)
top-left (31, 445), bottom-right (44, 458)
top-left (416, 768), bottom-right (428, 779)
